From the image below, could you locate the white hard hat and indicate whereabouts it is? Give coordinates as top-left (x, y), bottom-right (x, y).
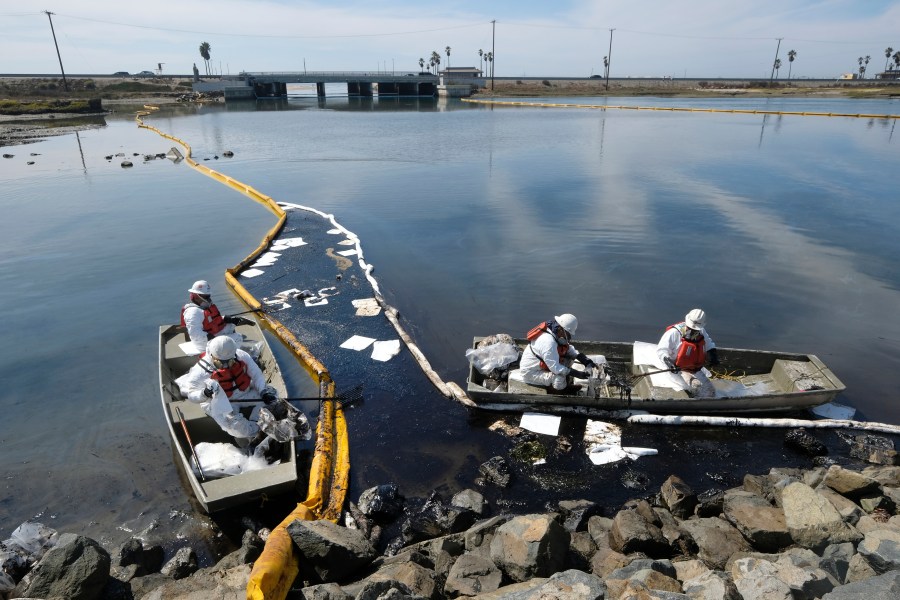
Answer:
top-left (685, 308), bottom-right (706, 330)
top-left (189, 280), bottom-right (211, 295)
top-left (208, 336), bottom-right (237, 361)
top-left (554, 313), bottom-right (578, 335)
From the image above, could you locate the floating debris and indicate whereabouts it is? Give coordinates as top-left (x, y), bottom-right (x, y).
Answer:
top-left (2, 154), bottom-right (13, 159)
top-left (121, 160), bottom-right (133, 168)
top-left (223, 150), bottom-right (234, 157)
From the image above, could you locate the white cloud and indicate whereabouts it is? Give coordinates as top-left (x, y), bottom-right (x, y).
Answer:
top-left (3, 1), bottom-right (898, 77)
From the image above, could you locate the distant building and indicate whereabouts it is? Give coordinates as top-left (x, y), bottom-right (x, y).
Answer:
top-left (439, 67), bottom-right (483, 81)
top-left (838, 73), bottom-right (857, 80)
top-left (875, 71), bottom-right (900, 80)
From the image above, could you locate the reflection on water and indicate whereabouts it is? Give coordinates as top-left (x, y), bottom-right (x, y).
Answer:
top-left (1, 95), bottom-right (898, 539)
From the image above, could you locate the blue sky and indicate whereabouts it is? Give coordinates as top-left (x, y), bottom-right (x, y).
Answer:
top-left (2, 1), bottom-right (899, 78)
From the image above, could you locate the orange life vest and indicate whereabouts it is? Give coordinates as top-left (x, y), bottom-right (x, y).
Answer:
top-left (667, 322), bottom-right (706, 372)
top-left (181, 302), bottom-right (226, 336)
top-left (526, 320), bottom-right (569, 371)
top-left (200, 353), bottom-right (252, 398)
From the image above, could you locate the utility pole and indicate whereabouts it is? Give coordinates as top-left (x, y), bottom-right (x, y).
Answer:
top-left (605, 28), bottom-right (615, 92)
top-left (44, 11), bottom-right (68, 92)
top-left (769, 38), bottom-right (783, 83)
top-left (491, 19), bottom-right (496, 90)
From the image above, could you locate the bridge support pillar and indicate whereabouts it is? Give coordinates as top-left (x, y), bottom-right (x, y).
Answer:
top-left (316, 82), bottom-right (326, 98)
top-left (348, 81), bottom-right (373, 97)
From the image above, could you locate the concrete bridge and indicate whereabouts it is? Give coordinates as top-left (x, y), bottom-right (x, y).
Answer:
top-left (205, 71), bottom-right (450, 100)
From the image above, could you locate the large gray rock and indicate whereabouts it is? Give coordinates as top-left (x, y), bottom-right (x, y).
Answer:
top-left (471, 569), bottom-right (606, 600)
top-left (660, 475), bottom-right (698, 519)
top-left (606, 557), bottom-right (677, 580)
top-left (557, 499), bottom-right (602, 532)
top-left (301, 582), bottom-right (353, 600)
top-left (861, 465), bottom-right (900, 487)
top-left (722, 489), bottom-right (792, 552)
top-left (464, 515), bottom-right (511, 557)
top-left (730, 557), bottom-right (792, 600)
top-left (822, 466), bottom-right (882, 499)
top-left (679, 518), bottom-right (751, 570)
top-left (358, 484), bottom-right (405, 519)
top-left (451, 489), bottom-right (487, 516)
top-left (845, 552), bottom-right (878, 584)
top-left (856, 528), bottom-right (900, 574)
top-left (489, 513), bottom-right (569, 582)
top-left (781, 481), bottom-right (862, 550)
top-left (161, 546), bottom-right (198, 580)
top-left (822, 570), bottom-right (900, 599)
top-left (287, 518), bottom-right (377, 582)
top-left (818, 486), bottom-right (866, 525)
top-left (609, 506), bottom-right (672, 558)
top-left (847, 434), bottom-right (898, 466)
top-left (367, 561), bottom-right (440, 600)
top-left (682, 570), bottom-right (740, 600)
top-left (444, 553), bottom-right (502, 597)
top-left (13, 533), bottom-right (110, 600)
top-left (138, 564), bottom-right (251, 600)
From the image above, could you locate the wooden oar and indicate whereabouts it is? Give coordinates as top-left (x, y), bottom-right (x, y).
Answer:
top-left (175, 407), bottom-right (206, 482)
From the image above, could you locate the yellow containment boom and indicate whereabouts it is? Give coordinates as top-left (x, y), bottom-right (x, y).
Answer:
top-left (136, 107), bottom-right (351, 600)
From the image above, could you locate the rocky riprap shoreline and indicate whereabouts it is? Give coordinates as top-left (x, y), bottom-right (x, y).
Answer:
top-left (3, 457), bottom-right (900, 600)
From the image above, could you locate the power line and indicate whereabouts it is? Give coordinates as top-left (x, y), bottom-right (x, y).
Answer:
top-left (54, 12), bottom-right (487, 39)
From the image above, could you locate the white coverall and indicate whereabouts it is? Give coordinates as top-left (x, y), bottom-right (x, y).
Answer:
top-left (656, 324), bottom-right (716, 398)
top-left (182, 303), bottom-right (242, 354)
top-left (175, 348), bottom-right (268, 440)
top-left (519, 330), bottom-right (580, 390)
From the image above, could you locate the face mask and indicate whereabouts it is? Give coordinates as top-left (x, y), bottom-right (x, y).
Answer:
top-left (213, 356), bottom-right (236, 369)
top-left (195, 294), bottom-right (212, 309)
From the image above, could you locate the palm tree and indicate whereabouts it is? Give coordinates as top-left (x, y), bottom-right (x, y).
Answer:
top-left (419, 57), bottom-right (425, 72)
top-left (773, 58), bottom-right (782, 79)
top-left (445, 46), bottom-right (451, 69)
top-left (199, 42), bottom-right (211, 76)
top-left (893, 51), bottom-right (900, 70)
top-left (603, 55), bottom-right (609, 79)
top-left (787, 50), bottom-right (797, 80)
top-left (478, 49), bottom-right (483, 75)
top-left (485, 52), bottom-right (493, 78)
top-left (864, 55), bottom-right (871, 78)
top-left (885, 47), bottom-right (894, 72)
top-left (858, 56), bottom-right (864, 79)
top-left (431, 51), bottom-right (441, 75)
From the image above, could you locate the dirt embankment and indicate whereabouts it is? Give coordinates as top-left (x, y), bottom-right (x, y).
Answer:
top-left (474, 78), bottom-right (900, 98)
top-left (0, 76), bottom-right (202, 146)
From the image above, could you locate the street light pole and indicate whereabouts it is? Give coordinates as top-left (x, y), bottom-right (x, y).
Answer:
top-left (491, 19), bottom-right (496, 90)
top-left (769, 38), bottom-right (783, 83)
top-left (605, 28), bottom-right (615, 92)
top-left (44, 11), bottom-right (68, 92)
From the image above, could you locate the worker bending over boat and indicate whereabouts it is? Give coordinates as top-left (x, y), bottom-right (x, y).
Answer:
top-left (176, 336), bottom-right (279, 446)
top-left (181, 280), bottom-right (254, 354)
top-left (520, 313), bottom-right (598, 391)
top-left (657, 308), bottom-right (720, 398)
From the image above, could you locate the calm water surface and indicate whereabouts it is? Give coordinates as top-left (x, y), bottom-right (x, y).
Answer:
top-left (1, 95), bottom-right (898, 545)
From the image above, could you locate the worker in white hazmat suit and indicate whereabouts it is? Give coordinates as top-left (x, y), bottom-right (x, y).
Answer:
top-left (180, 280), bottom-right (253, 354)
top-left (519, 313), bottom-right (598, 391)
top-left (176, 336), bottom-right (279, 444)
top-left (656, 308), bottom-right (719, 398)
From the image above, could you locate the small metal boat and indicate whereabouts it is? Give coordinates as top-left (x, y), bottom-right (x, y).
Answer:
top-left (159, 321), bottom-right (295, 513)
top-left (466, 337), bottom-right (845, 415)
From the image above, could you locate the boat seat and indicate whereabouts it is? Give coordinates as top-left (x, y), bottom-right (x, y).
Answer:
top-left (507, 369), bottom-right (549, 395)
top-left (771, 359), bottom-right (828, 391)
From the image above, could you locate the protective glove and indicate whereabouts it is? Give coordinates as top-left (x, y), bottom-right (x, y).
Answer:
top-left (663, 356), bottom-right (680, 374)
top-left (707, 348), bottom-right (720, 367)
top-left (203, 381), bottom-right (219, 398)
top-left (570, 369), bottom-right (590, 380)
top-left (261, 389), bottom-right (277, 405)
